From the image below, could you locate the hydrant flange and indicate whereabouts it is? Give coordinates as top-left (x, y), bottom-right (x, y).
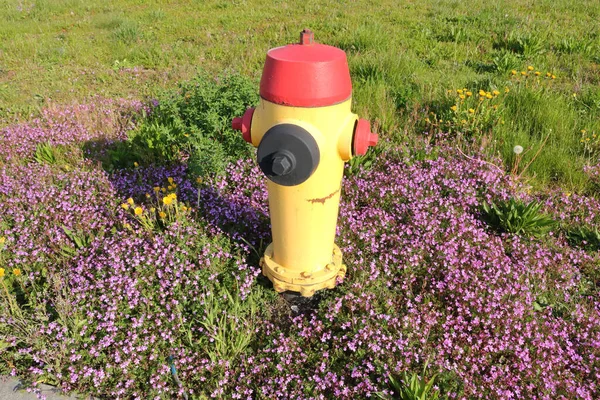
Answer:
top-left (260, 243), bottom-right (346, 297)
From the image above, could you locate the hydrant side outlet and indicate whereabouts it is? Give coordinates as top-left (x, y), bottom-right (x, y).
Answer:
top-left (257, 124), bottom-right (320, 187)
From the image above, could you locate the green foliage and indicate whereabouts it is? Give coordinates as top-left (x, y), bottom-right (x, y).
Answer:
top-left (106, 73), bottom-right (258, 175)
top-left (33, 141), bottom-right (58, 164)
top-left (378, 364), bottom-right (440, 400)
top-left (566, 225), bottom-right (600, 251)
top-left (481, 198), bottom-right (556, 238)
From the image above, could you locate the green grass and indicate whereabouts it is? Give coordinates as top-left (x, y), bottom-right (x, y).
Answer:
top-left (1, 0), bottom-right (600, 191)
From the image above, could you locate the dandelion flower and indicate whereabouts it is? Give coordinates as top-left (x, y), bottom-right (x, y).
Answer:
top-left (535, 71), bottom-right (540, 76)
top-left (181, 205), bottom-right (188, 212)
top-left (451, 105), bottom-right (457, 111)
top-left (521, 71), bottom-right (527, 76)
top-left (121, 203), bottom-right (129, 210)
top-left (513, 145), bottom-right (524, 154)
top-left (478, 89), bottom-right (486, 96)
top-left (546, 72), bottom-right (551, 77)
top-left (457, 89), bottom-right (463, 94)
top-left (134, 207), bottom-right (143, 216)
top-left (468, 108), bottom-right (475, 113)
top-left (479, 97), bottom-right (485, 101)
top-left (127, 198), bottom-right (134, 205)
top-left (466, 91), bottom-right (472, 97)
top-left (511, 70), bottom-right (517, 75)
top-left (551, 75), bottom-right (556, 79)
top-left (0, 268), bottom-right (4, 278)
top-left (459, 94), bottom-right (466, 100)
top-left (13, 269), bottom-right (21, 276)
top-left (461, 119), bottom-right (467, 124)
top-left (492, 90), bottom-right (500, 96)
top-left (163, 196), bottom-right (173, 206)
top-left (486, 93), bottom-right (493, 99)
top-left (527, 66), bottom-right (534, 71)
top-left (159, 211), bottom-right (167, 219)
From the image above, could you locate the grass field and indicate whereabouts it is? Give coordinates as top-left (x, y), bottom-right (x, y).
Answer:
top-left (2, 0), bottom-right (600, 189)
top-left (1, 1), bottom-right (600, 399)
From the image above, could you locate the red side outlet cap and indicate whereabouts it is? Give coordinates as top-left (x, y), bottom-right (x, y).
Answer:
top-left (353, 119), bottom-right (378, 156)
top-left (259, 30), bottom-right (352, 107)
top-left (231, 107), bottom-right (255, 143)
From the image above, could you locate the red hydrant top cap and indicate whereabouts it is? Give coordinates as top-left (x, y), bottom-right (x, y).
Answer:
top-left (259, 31), bottom-right (352, 107)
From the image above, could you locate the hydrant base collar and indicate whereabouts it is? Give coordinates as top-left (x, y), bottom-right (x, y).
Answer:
top-left (260, 243), bottom-right (346, 297)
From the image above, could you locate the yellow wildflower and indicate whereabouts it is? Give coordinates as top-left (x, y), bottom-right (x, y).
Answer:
top-left (521, 71), bottom-right (527, 76)
top-left (124, 223), bottom-right (132, 230)
top-left (527, 66), bottom-right (534, 71)
top-left (581, 130), bottom-right (586, 134)
top-left (511, 70), bottom-right (517, 75)
top-left (121, 203), bottom-right (130, 210)
top-left (546, 72), bottom-right (551, 77)
top-left (451, 105), bottom-right (457, 111)
top-left (534, 71), bottom-right (540, 76)
top-left (0, 237), bottom-right (5, 245)
top-left (127, 198), bottom-right (134, 205)
top-left (134, 207), bottom-right (143, 216)
top-left (0, 268), bottom-right (4, 278)
top-left (492, 105), bottom-right (498, 110)
top-left (159, 211), bottom-right (166, 219)
top-left (13, 268), bottom-right (21, 276)
top-left (461, 119), bottom-right (467, 124)
top-left (459, 94), bottom-right (466, 100)
top-left (492, 90), bottom-right (500, 96)
top-left (468, 108), bottom-right (475, 114)
top-left (551, 75), bottom-right (556, 79)
top-left (457, 89), bottom-right (463, 94)
top-left (168, 177), bottom-right (174, 184)
top-left (505, 87), bottom-right (510, 93)
top-left (150, 207), bottom-right (156, 213)
top-left (134, 162), bottom-right (139, 168)
top-left (146, 193), bottom-right (151, 199)
top-left (163, 196), bottom-right (173, 206)
top-left (479, 97), bottom-right (485, 101)
top-left (466, 91), bottom-right (472, 97)
top-left (153, 186), bottom-right (160, 192)
top-left (196, 177), bottom-right (203, 184)
top-left (478, 89), bottom-right (486, 96)
top-left (486, 93), bottom-right (493, 99)
top-left (167, 185), bottom-right (173, 191)
top-left (161, 188), bottom-right (166, 193)
top-left (181, 205), bottom-right (188, 212)
top-left (169, 193), bottom-right (177, 201)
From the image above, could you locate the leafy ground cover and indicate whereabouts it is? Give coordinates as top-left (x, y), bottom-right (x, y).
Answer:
top-left (1, 0), bottom-right (600, 398)
top-left (0, 85), bottom-right (599, 398)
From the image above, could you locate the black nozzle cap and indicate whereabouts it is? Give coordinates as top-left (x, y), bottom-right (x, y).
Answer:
top-left (257, 124), bottom-right (319, 186)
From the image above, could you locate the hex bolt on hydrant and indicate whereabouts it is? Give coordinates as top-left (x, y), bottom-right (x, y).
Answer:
top-left (232, 29), bottom-right (378, 297)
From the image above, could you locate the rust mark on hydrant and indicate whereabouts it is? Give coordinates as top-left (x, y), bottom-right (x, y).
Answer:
top-left (307, 188), bottom-right (340, 204)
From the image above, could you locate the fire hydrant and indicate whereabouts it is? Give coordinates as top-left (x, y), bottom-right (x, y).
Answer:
top-left (232, 29), bottom-right (378, 297)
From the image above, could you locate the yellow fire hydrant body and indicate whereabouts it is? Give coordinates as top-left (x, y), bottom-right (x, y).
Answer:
top-left (232, 30), bottom-right (378, 297)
